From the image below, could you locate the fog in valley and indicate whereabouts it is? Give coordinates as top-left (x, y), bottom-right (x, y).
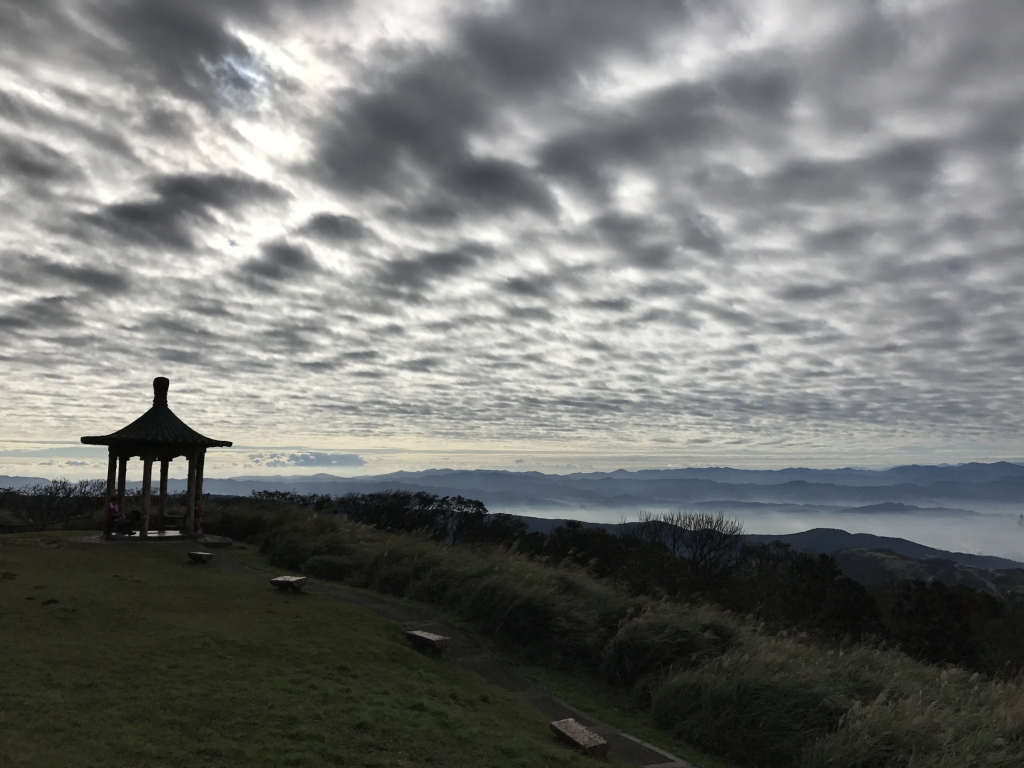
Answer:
top-left (508, 506), bottom-right (1024, 563)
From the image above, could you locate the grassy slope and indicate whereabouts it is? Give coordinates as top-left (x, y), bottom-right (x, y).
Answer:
top-left (224, 542), bottom-right (730, 768)
top-left (213, 505), bottom-right (1024, 768)
top-left (0, 534), bottom-right (624, 768)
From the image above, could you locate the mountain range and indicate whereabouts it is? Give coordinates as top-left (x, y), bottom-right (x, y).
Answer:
top-left (5, 465), bottom-right (1024, 581)
top-left (4, 461), bottom-right (1024, 511)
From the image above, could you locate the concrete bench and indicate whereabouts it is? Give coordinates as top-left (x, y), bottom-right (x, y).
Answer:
top-left (187, 551), bottom-right (214, 564)
top-left (406, 630), bottom-right (449, 654)
top-left (270, 575), bottom-right (307, 593)
top-left (550, 718), bottom-right (609, 758)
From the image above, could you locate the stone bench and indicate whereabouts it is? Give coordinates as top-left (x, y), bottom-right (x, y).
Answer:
top-left (270, 575), bottom-right (307, 593)
top-left (187, 551), bottom-right (214, 564)
top-left (550, 718), bottom-right (609, 758)
top-left (406, 630), bottom-right (449, 654)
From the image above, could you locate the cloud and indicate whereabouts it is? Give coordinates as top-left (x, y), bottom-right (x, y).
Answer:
top-left (502, 275), bottom-right (555, 297)
top-left (0, 134), bottom-right (80, 185)
top-left (2, 0), bottom-right (1024, 468)
top-left (367, 244), bottom-right (489, 301)
top-left (0, 296), bottom-right (80, 335)
top-left (248, 452), bottom-right (365, 468)
top-left (1, 254), bottom-right (130, 293)
top-left (238, 240), bottom-right (321, 287)
top-left (83, 173), bottom-right (288, 250)
top-left (779, 283), bottom-right (850, 302)
top-left (457, 0), bottom-right (689, 92)
top-left (443, 158), bottom-right (556, 216)
top-left (89, 0), bottom-right (279, 109)
top-left (0, 446), bottom-right (106, 459)
top-left (307, 1), bottom-right (688, 220)
top-left (762, 139), bottom-right (944, 205)
top-left (296, 212), bottom-right (369, 242)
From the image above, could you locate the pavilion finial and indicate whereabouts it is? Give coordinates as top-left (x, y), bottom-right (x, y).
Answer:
top-left (153, 377), bottom-right (169, 408)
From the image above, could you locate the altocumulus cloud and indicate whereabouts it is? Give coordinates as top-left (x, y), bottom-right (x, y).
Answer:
top-left (1, 0), bottom-right (1024, 468)
top-left (249, 452), bottom-right (366, 469)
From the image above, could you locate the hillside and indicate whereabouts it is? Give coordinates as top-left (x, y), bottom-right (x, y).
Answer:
top-left (743, 528), bottom-right (1024, 570)
top-left (832, 549), bottom-right (1024, 598)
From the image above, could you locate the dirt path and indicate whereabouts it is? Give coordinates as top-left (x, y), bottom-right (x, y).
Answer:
top-left (155, 537), bottom-right (693, 768)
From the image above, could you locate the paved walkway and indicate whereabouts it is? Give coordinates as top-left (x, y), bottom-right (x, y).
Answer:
top-left (186, 540), bottom-right (691, 767)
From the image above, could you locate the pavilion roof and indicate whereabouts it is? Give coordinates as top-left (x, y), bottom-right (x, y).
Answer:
top-left (80, 377), bottom-right (232, 449)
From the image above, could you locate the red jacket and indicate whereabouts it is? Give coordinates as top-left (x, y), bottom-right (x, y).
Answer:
top-left (105, 501), bottom-right (120, 519)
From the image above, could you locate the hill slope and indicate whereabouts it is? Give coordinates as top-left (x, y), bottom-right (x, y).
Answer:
top-left (744, 528), bottom-right (1024, 570)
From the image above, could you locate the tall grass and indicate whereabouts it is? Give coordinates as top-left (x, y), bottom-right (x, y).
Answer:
top-left (206, 501), bottom-right (1024, 768)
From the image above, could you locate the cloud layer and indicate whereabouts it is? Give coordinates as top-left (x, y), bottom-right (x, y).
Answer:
top-left (249, 451), bottom-right (366, 468)
top-left (2, 0), bottom-right (1024, 468)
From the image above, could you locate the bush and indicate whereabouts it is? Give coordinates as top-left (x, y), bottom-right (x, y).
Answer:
top-left (202, 505), bottom-right (271, 542)
top-left (302, 554), bottom-right (353, 581)
top-left (0, 479), bottom-right (106, 531)
top-left (801, 670), bottom-right (1024, 768)
top-left (602, 602), bottom-right (729, 688)
top-left (654, 664), bottom-right (846, 768)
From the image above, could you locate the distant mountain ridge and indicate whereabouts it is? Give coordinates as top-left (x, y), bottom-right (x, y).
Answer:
top-left (233, 461), bottom-right (1024, 488)
top-left (4, 461), bottom-right (1024, 509)
top-left (199, 466), bottom-right (1024, 509)
top-left (0, 475), bottom-right (51, 489)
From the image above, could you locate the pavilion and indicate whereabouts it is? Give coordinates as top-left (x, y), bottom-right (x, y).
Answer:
top-left (81, 377), bottom-right (232, 537)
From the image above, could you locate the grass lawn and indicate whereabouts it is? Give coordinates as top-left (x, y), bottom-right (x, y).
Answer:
top-left (0, 533), bottom-right (625, 768)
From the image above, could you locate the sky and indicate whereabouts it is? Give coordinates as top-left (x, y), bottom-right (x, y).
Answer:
top-left (2, 0), bottom-right (1024, 481)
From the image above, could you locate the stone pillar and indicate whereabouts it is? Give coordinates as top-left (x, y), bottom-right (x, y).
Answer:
top-left (105, 449), bottom-right (117, 504)
top-left (185, 453), bottom-right (197, 535)
top-left (158, 459), bottom-right (169, 533)
top-left (141, 454), bottom-right (153, 538)
top-left (116, 454), bottom-right (128, 516)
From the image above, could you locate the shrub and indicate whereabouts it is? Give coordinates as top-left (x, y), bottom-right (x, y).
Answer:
top-left (602, 602), bottom-right (729, 688)
top-left (801, 667), bottom-right (1024, 768)
top-left (301, 554), bottom-right (353, 581)
top-left (0, 479), bottom-right (106, 531)
top-left (202, 505), bottom-right (271, 542)
top-left (654, 662), bottom-right (845, 768)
